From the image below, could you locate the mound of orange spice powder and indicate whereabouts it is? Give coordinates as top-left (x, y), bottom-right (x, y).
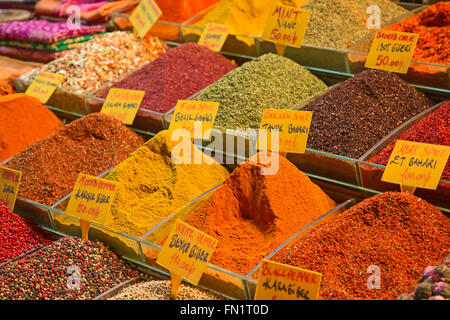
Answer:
top-left (181, 153), bottom-right (336, 276)
top-left (272, 192), bottom-right (450, 300)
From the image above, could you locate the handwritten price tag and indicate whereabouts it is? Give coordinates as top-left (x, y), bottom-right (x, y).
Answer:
top-left (168, 100), bottom-right (219, 140)
top-left (381, 140), bottom-right (450, 191)
top-left (101, 88), bottom-right (145, 125)
top-left (157, 220), bottom-right (217, 286)
top-left (25, 71), bottom-right (63, 104)
top-left (65, 173), bottom-right (118, 225)
top-left (130, 0), bottom-right (162, 38)
top-left (198, 23), bottom-right (230, 52)
top-left (365, 29), bottom-right (419, 74)
top-left (262, 3), bottom-right (311, 55)
top-left (0, 167), bottom-right (22, 212)
top-left (257, 109), bottom-right (312, 154)
top-left (254, 260), bottom-right (322, 300)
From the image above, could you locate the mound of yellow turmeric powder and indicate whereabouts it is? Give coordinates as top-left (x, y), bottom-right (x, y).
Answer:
top-left (102, 130), bottom-right (229, 237)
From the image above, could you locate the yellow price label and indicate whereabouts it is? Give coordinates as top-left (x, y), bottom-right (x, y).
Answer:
top-left (156, 220), bottom-right (218, 286)
top-left (254, 260), bottom-right (322, 300)
top-left (65, 173), bottom-right (118, 225)
top-left (168, 100), bottom-right (219, 140)
top-left (257, 109), bottom-right (312, 154)
top-left (101, 88), bottom-right (145, 125)
top-left (0, 167), bottom-right (22, 212)
top-left (381, 140), bottom-right (450, 190)
top-left (365, 29), bottom-right (419, 74)
top-left (262, 4), bottom-right (311, 51)
top-left (25, 71), bottom-right (63, 104)
top-left (198, 23), bottom-right (230, 52)
top-left (130, 0), bottom-right (162, 38)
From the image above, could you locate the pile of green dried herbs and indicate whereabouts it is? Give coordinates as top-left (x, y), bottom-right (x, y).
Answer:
top-left (302, 0), bottom-right (408, 49)
top-left (196, 53), bottom-right (327, 131)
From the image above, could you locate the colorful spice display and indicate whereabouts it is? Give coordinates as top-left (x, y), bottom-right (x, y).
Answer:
top-left (369, 101), bottom-right (450, 181)
top-left (302, 0), bottom-right (407, 49)
top-left (0, 202), bottom-right (51, 264)
top-left (108, 280), bottom-right (224, 300)
top-left (4, 113), bottom-right (144, 206)
top-left (98, 43), bottom-right (237, 115)
top-left (387, 2), bottom-right (450, 66)
top-left (0, 56), bottom-right (41, 96)
top-left (0, 93), bottom-right (62, 162)
top-left (196, 53), bottom-right (327, 130)
top-left (102, 130), bottom-right (229, 237)
top-left (24, 31), bottom-right (168, 94)
top-left (177, 153), bottom-right (336, 275)
top-left (303, 69), bottom-right (433, 158)
top-left (0, 236), bottom-right (139, 300)
top-left (398, 256), bottom-right (450, 300)
top-left (272, 192), bottom-right (450, 300)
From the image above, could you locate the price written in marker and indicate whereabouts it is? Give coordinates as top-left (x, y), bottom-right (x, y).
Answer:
top-left (168, 100), bottom-right (219, 140)
top-left (257, 109), bottom-right (312, 154)
top-left (100, 88), bottom-right (145, 125)
top-left (0, 167), bottom-right (22, 212)
top-left (130, 0), bottom-right (162, 38)
top-left (262, 3), bottom-right (311, 56)
top-left (25, 71), bottom-right (63, 104)
top-left (254, 260), bottom-right (322, 300)
top-left (198, 23), bottom-right (230, 52)
top-left (381, 140), bottom-right (450, 191)
top-left (65, 173), bottom-right (118, 226)
top-left (157, 219), bottom-right (218, 287)
top-left (365, 29), bottom-right (419, 74)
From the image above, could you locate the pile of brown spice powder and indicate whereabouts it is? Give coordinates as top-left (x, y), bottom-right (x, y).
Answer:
top-left (4, 113), bottom-right (144, 206)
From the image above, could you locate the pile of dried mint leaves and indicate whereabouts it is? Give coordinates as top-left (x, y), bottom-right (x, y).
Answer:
top-left (196, 53), bottom-right (327, 131)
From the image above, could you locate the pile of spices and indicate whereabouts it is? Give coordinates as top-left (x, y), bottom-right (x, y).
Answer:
top-left (24, 31), bottom-right (168, 95)
top-left (398, 255), bottom-right (450, 300)
top-left (191, 0), bottom-right (306, 46)
top-left (303, 69), bottom-right (433, 158)
top-left (369, 101), bottom-right (450, 181)
top-left (387, 2), bottom-right (450, 66)
top-left (196, 53), bottom-right (327, 130)
top-left (0, 93), bottom-right (62, 162)
top-left (0, 56), bottom-right (41, 96)
top-left (172, 152), bottom-right (336, 276)
top-left (4, 113), bottom-right (144, 206)
top-left (98, 43), bottom-right (237, 115)
top-left (157, 0), bottom-right (218, 23)
top-left (108, 280), bottom-right (224, 300)
top-left (302, 0), bottom-right (407, 49)
top-left (272, 192), bottom-right (450, 300)
top-left (102, 130), bottom-right (229, 238)
top-left (0, 202), bottom-right (51, 264)
top-left (0, 236), bottom-right (140, 300)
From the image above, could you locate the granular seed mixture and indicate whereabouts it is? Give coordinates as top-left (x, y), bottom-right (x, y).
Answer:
top-left (196, 53), bottom-right (327, 130)
top-left (0, 202), bottom-right (51, 264)
top-left (99, 43), bottom-right (237, 114)
top-left (272, 192), bottom-right (450, 300)
top-left (24, 31), bottom-right (168, 95)
top-left (0, 236), bottom-right (139, 300)
top-left (303, 69), bottom-right (433, 158)
top-left (108, 280), bottom-right (224, 300)
top-left (4, 113), bottom-right (144, 206)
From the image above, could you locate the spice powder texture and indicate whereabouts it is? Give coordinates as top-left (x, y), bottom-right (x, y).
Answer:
top-left (102, 130), bottom-right (229, 237)
top-left (0, 93), bottom-right (62, 162)
top-left (196, 53), bottom-right (327, 130)
top-left (180, 153), bottom-right (336, 275)
top-left (272, 192), bottom-right (450, 300)
top-left (4, 113), bottom-right (144, 206)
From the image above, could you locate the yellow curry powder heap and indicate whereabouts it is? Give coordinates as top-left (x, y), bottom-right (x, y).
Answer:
top-left (103, 130), bottom-right (229, 237)
top-left (192, 0), bottom-right (305, 46)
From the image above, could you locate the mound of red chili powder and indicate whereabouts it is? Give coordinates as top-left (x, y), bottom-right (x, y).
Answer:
top-left (4, 113), bottom-right (144, 206)
top-left (99, 42), bottom-right (237, 114)
top-left (272, 192), bottom-right (450, 300)
top-left (0, 202), bottom-right (51, 264)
